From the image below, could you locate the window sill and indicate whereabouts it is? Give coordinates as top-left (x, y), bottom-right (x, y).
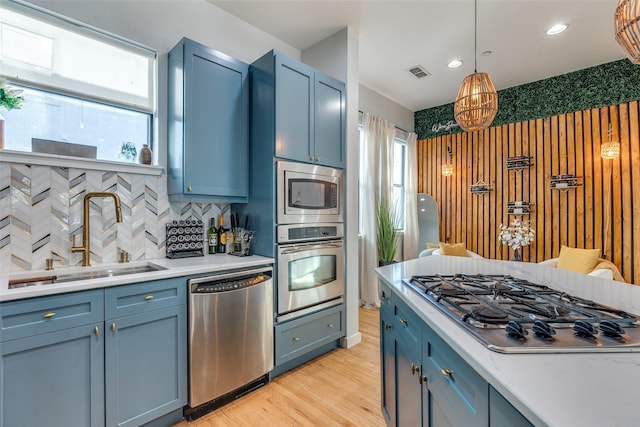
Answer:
top-left (0, 149), bottom-right (164, 176)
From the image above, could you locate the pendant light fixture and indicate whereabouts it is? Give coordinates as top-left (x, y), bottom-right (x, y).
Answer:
top-left (454, 0), bottom-right (498, 132)
top-left (615, 0), bottom-right (640, 64)
top-left (601, 124), bottom-right (619, 259)
top-left (601, 124), bottom-right (621, 160)
top-left (442, 143), bottom-right (454, 176)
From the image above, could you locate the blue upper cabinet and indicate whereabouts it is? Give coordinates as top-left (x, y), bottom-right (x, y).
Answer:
top-left (313, 72), bottom-right (346, 168)
top-left (252, 50), bottom-right (345, 169)
top-left (168, 37), bottom-right (249, 202)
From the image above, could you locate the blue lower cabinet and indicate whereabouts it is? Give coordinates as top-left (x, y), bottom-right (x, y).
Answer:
top-left (380, 308), bottom-right (396, 426)
top-left (273, 304), bottom-right (344, 374)
top-left (0, 279), bottom-right (187, 427)
top-left (489, 386), bottom-right (533, 427)
top-left (0, 323), bottom-right (105, 427)
top-left (105, 305), bottom-right (187, 427)
top-left (422, 330), bottom-right (488, 427)
top-left (394, 336), bottom-right (423, 427)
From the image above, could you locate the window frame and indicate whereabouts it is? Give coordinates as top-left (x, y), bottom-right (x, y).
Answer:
top-left (0, 0), bottom-right (158, 167)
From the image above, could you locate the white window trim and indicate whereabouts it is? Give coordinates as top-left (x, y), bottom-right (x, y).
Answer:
top-left (0, 149), bottom-right (164, 176)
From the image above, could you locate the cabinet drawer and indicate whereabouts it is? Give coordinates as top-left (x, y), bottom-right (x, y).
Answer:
top-left (393, 296), bottom-right (422, 352)
top-left (0, 290), bottom-right (104, 341)
top-left (423, 331), bottom-right (488, 426)
top-left (275, 305), bottom-right (343, 365)
top-left (105, 278), bottom-right (185, 319)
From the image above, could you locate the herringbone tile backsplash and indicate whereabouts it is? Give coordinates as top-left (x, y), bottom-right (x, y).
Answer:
top-left (0, 163), bottom-right (227, 272)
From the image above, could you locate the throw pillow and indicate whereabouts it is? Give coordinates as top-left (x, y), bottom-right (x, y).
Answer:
top-left (426, 242), bottom-right (440, 249)
top-left (439, 242), bottom-right (469, 257)
top-left (556, 246), bottom-right (600, 274)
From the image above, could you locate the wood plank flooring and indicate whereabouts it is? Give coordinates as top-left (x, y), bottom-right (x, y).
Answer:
top-left (173, 308), bottom-right (385, 427)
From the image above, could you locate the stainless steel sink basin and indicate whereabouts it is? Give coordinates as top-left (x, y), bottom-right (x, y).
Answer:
top-left (8, 263), bottom-right (167, 289)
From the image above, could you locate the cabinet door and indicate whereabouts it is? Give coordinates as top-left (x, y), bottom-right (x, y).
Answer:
top-left (275, 54), bottom-right (314, 163)
top-left (0, 324), bottom-right (105, 427)
top-left (395, 337), bottom-right (422, 427)
top-left (422, 332), bottom-right (488, 427)
top-left (183, 42), bottom-right (249, 199)
top-left (314, 72), bottom-right (345, 168)
top-left (489, 386), bottom-right (533, 427)
top-left (380, 309), bottom-right (396, 426)
top-left (105, 305), bottom-right (187, 427)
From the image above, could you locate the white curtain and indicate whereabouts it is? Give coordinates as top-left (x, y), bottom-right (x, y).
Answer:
top-left (360, 112), bottom-right (396, 309)
top-left (403, 132), bottom-right (419, 260)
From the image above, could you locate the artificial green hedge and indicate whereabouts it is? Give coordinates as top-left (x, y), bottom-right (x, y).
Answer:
top-left (414, 59), bottom-right (640, 140)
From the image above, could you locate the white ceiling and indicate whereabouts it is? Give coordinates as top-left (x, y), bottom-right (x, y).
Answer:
top-left (209, 0), bottom-right (625, 112)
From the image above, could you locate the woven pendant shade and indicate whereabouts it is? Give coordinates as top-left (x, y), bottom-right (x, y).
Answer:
top-left (615, 0), bottom-right (640, 64)
top-left (454, 72), bottom-right (498, 132)
top-left (601, 141), bottom-right (621, 159)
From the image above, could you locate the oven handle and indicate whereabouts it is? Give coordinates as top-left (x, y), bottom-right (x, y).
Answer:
top-left (280, 242), bottom-right (342, 254)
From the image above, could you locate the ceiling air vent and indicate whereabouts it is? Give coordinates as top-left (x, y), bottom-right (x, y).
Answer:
top-left (408, 65), bottom-right (430, 79)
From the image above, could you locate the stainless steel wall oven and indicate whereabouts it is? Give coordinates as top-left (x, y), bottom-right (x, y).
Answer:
top-left (276, 223), bottom-right (344, 321)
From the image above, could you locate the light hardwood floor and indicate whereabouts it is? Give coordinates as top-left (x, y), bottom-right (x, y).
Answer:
top-left (173, 308), bottom-right (385, 427)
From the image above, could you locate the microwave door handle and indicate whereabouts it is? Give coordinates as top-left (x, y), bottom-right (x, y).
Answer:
top-left (280, 243), bottom-right (342, 254)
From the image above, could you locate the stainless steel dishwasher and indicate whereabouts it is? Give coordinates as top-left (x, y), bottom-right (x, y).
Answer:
top-left (185, 266), bottom-right (273, 419)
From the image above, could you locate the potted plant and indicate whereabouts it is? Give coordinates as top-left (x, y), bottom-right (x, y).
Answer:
top-left (377, 196), bottom-right (400, 266)
top-left (0, 78), bottom-right (24, 149)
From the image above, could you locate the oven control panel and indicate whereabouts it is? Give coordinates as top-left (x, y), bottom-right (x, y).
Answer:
top-left (277, 223), bottom-right (344, 243)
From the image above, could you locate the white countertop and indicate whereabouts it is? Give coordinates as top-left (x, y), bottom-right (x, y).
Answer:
top-left (376, 256), bottom-right (640, 427)
top-left (0, 254), bottom-right (274, 302)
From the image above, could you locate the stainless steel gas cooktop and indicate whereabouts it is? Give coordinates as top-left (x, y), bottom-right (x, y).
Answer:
top-left (405, 274), bottom-right (640, 353)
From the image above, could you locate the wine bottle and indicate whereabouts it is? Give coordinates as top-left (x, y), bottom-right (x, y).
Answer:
top-left (208, 217), bottom-right (218, 254)
top-left (217, 216), bottom-right (226, 253)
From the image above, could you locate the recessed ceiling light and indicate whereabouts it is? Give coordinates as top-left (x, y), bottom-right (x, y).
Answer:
top-left (546, 23), bottom-right (568, 35)
top-left (448, 59), bottom-right (463, 68)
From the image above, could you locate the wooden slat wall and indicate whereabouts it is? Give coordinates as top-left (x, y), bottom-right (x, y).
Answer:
top-left (417, 101), bottom-right (640, 284)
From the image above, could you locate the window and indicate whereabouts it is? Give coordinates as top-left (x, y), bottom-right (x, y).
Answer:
top-left (393, 139), bottom-right (406, 230)
top-left (357, 113), bottom-right (408, 232)
top-left (0, 0), bottom-right (156, 162)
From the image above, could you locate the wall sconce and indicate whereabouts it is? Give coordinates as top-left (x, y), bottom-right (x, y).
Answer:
top-left (442, 144), bottom-right (453, 176)
top-left (601, 124), bottom-right (620, 160)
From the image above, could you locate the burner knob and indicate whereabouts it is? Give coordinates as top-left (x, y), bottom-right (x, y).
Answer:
top-left (505, 320), bottom-right (528, 340)
top-left (532, 320), bottom-right (556, 339)
top-left (573, 320), bottom-right (598, 338)
top-left (599, 320), bottom-right (625, 338)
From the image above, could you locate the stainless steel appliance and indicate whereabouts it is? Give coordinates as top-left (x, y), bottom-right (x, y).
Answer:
top-left (405, 274), bottom-right (640, 353)
top-left (276, 223), bottom-right (344, 321)
top-left (186, 267), bottom-right (273, 418)
top-left (277, 160), bottom-right (343, 224)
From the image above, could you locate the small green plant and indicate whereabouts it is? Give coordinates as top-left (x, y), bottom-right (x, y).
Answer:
top-left (376, 196), bottom-right (400, 265)
top-left (0, 78), bottom-right (24, 111)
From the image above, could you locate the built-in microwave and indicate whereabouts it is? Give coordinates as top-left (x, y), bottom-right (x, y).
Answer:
top-left (276, 160), bottom-right (343, 224)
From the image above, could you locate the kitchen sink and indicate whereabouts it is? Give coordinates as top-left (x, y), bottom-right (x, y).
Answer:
top-left (8, 262), bottom-right (167, 289)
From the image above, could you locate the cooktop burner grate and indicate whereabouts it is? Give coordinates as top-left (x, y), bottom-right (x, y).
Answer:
top-left (404, 274), bottom-right (640, 353)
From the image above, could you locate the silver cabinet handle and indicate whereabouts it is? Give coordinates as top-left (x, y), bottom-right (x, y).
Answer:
top-left (280, 243), bottom-right (342, 254)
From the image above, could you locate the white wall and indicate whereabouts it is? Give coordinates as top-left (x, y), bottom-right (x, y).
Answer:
top-left (360, 84), bottom-right (414, 131)
top-left (302, 28), bottom-right (362, 348)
